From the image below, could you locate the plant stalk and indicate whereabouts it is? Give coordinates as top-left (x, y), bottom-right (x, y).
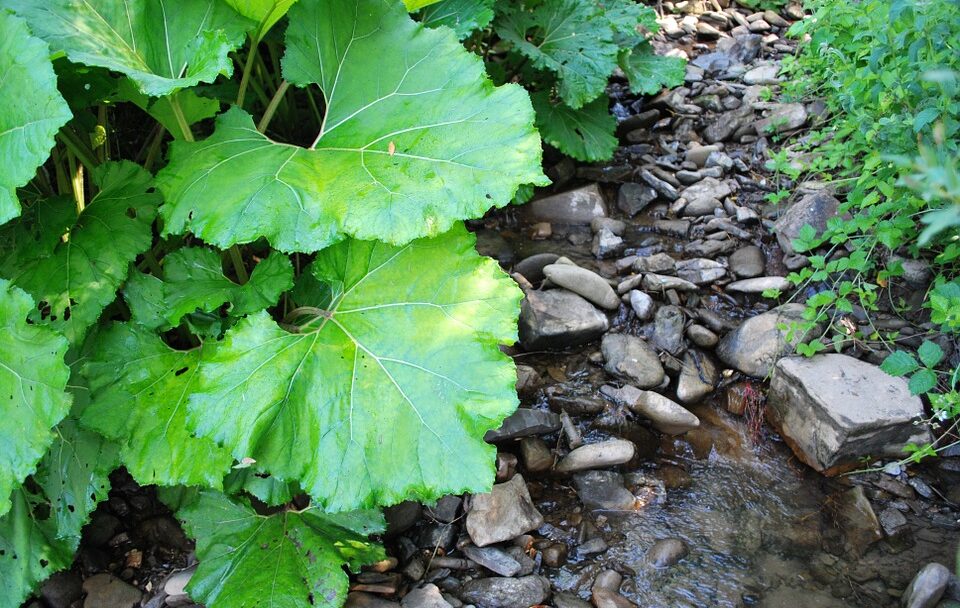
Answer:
top-left (236, 35), bottom-right (260, 108)
top-left (258, 80), bottom-right (290, 133)
top-left (168, 92), bottom-right (195, 142)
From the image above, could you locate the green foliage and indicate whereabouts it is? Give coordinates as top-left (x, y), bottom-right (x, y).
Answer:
top-left (0, 0), bottom-right (546, 604)
top-left (419, 0), bottom-right (495, 39)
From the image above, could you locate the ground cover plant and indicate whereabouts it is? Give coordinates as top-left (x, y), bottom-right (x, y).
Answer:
top-left (0, 0), bottom-right (676, 606)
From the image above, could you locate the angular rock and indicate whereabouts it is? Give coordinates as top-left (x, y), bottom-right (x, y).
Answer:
top-left (485, 409), bottom-right (561, 442)
top-left (676, 258), bottom-right (726, 285)
top-left (676, 351), bottom-right (718, 404)
top-left (680, 178), bottom-right (732, 216)
top-left (461, 545), bottom-right (522, 577)
top-left (902, 563), bottom-right (951, 608)
top-left (81, 574), bottom-right (141, 608)
top-left (617, 183), bottom-right (658, 216)
top-left (756, 103), bottom-right (808, 134)
top-left (573, 470), bottom-right (637, 510)
top-left (628, 290), bottom-right (655, 320)
top-left (633, 253), bottom-right (677, 274)
top-left (640, 169), bottom-right (679, 201)
top-left (835, 486), bottom-right (883, 556)
top-left (716, 303), bottom-right (811, 377)
top-left (524, 184), bottom-right (607, 224)
top-left (729, 246), bottom-right (765, 278)
top-left (466, 475), bottom-right (544, 547)
top-left (774, 192), bottom-right (841, 255)
top-left (768, 354), bottom-right (932, 473)
top-left (642, 273), bottom-right (698, 292)
top-left (543, 264), bottom-right (620, 310)
top-left (653, 305), bottom-right (686, 356)
top-left (593, 228), bottom-right (625, 259)
top-left (459, 576), bottom-right (551, 608)
top-left (519, 290), bottom-right (609, 350)
top-left (726, 276), bottom-right (791, 294)
top-left (601, 334), bottom-right (665, 388)
top-left (556, 439), bottom-right (636, 473)
top-left (403, 584), bottom-right (454, 608)
top-left (591, 217), bottom-right (626, 235)
top-left (520, 437), bottom-right (554, 473)
top-left (601, 385), bottom-right (700, 435)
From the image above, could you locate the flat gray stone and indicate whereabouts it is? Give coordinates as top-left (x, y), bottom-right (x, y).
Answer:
top-left (902, 563), bottom-right (951, 608)
top-left (642, 273), bottom-right (698, 292)
top-left (726, 276), bottom-right (791, 294)
top-left (774, 192), bottom-right (841, 255)
top-left (601, 385), bottom-right (699, 435)
top-left (461, 545), bottom-right (522, 577)
top-left (680, 178), bottom-right (732, 217)
top-left (402, 584), bottom-right (454, 608)
top-left (466, 475), bottom-right (544, 547)
top-left (617, 183), bottom-right (658, 216)
top-left (519, 289), bottom-right (609, 350)
top-left (756, 102), bottom-right (808, 134)
top-left (524, 184), bottom-right (607, 224)
top-left (601, 334), bottom-right (665, 388)
top-left (543, 264), bottom-right (620, 310)
top-left (676, 351), bottom-right (718, 404)
top-left (459, 576), bottom-right (551, 608)
top-left (556, 439), bottom-right (636, 473)
top-left (729, 246), bottom-right (765, 278)
top-left (573, 470), bottom-right (637, 510)
top-left (485, 409), bottom-right (561, 442)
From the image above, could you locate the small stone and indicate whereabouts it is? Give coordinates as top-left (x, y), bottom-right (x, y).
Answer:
top-left (645, 538), bottom-right (688, 568)
top-left (519, 290), bottom-right (609, 350)
top-left (653, 305), bottom-right (685, 356)
top-left (41, 572), bottom-right (83, 608)
top-left (774, 192), bottom-right (841, 256)
top-left (403, 584), bottom-right (454, 608)
top-left (459, 576), bottom-right (551, 608)
top-left (686, 325), bottom-right (718, 348)
top-left (756, 103), bottom-right (808, 134)
top-left (680, 178), bottom-right (732, 216)
top-left (574, 471), bottom-right (637, 511)
top-left (385, 501), bottom-right (422, 535)
top-left (628, 290), bottom-right (655, 320)
top-left (601, 385), bottom-right (700, 435)
top-left (592, 228), bottom-right (625, 259)
top-left (520, 437), bottom-right (554, 473)
top-left (747, 18), bottom-right (770, 32)
top-left (716, 303), bottom-right (812, 377)
top-left (676, 351), bottom-right (718, 404)
top-left (485, 409), bottom-right (561, 442)
top-left (164, 566), bottom-right (195, 607)
top-left (835, 486), bottom-right (883, 556)
top-left (496, 452), bottom-right (518, 482)
top-left (743, 63), bottom-right (780, 85)
top-left (696, 21), bottom-right (722, 39)
top-left (879, 507), bottom-right (908, 537)
top-left (578, 537), bottom-right (609, 556)
top-left (554, 592), bottom-right (593, 608)
top-left (543, 264), bottom-right (620, 310)
top-left (81, 574), bottom-right (142, 608)
top-left (461, 545), bottom-right (522, 577)
top-left (466, 475), bottom-right (544, 547)
top-left (349, 592), bottom-right (402, 608)
top-left (591, 217), bottom-right (626, 235)
top-left (592, 589), bottom-right (636, 608)
top-left (901, 563), bottom-right (951, 608)
top-left (617, 183), bottom-right (658, 217)
top-left (642, 273), bottom-right (698, 292)
top-left (729, 246), bottom-right (765, 278)
top-left (639, 169), bottom-right (679, 201)
top-left (676, 258), bottom-right (726, 285)
top-left (556, 439), bottom-right (636, 473)
top-left (764, 10), bottom-right (789, 26)
top-left (524, 184), bottom-right (607, 224)
top-left (633, 253), bottom-right (677, 274)
top-left (514, 253), bottom-right (561, 284)
top-left (726, 276), bottom-right (791, 294)
top-left (601, 334), bottom-right (665, 388)
top-left (685, 145), bottom-right (721, 167)
top-left (426, 495), bottom-right (462, 523)
top-left (540, 543), bottom-right (568, 568)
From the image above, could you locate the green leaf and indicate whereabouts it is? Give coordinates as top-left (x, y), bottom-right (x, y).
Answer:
top-left (0, 162), bottom-right (160, 344)
top-left (6, 0), bottom-right (250, 97)
top-left (178, 490), bottom-right (385, 608)
top-left (600, 0), bottom-right (658, 47)
top-left (0, 279), bottom-right (72, 518)
top-left (881, 350), bottom-right (920, 377)
top-left (158, 0), bottom-right (547, 254)
top-left (0, 11), bottom-right (72, 225)
top-left (81, 323), bottom-right (233, 488)
top-left (223, 468), bottom-right (299, 506)
top-left (618, 43), bottom-right (686, 96)
top-left (116, 80), bottom-right (221, 139)
top-left (223, 0), bottom-right (298, 40)
top-left (0, 420), bottom-right (117, 606)
top-left (124, 247), bottom-right (293, 331)
top-left (918, 340), bottom-right (945, 368)
top-left (188, 225), bottom-right (521, 511)
top-left (419, 0), bottom-right (496, 39)
top-left (404, 0), bottom-right (443, 9)
top-left (908, 368), bottom-right (938, 395)
top-left (531, 93), bottom-right (617, 162)
top-left (495, 0), bottom-right (619, 108)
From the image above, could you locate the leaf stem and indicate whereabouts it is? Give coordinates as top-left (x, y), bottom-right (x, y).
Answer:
top-left (236, 36), bottom-right (259, 108)
top-left (56, 127), bottom-right (98, 173)
top-left (228, 245), bottom-right (249, 285)
top-left (67, 150), bottom-right (85, 215)
top-left (169, 92), bottom-right (195, 142)
top-left (258, 80), bottom-right (290, 133)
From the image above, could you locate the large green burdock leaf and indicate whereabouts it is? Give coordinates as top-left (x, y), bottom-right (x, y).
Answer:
top-left (179, 491), bottom-right (385, 608)
top-left (532, 93), bottom-right (617, 162)
top-left (600, 0), bottom-right (658, 47)
top-left (0, 11), bottom-right (72, 225)
top-left (495, 0), bottom-right (619, 108)
top-left (0, 280), bottom-right (72, 518)
top-left (419, 0), bottom-right (496, 39)
top-left (6, 0), bottom-right (250, 97)
top-left (81, 323), bottom-right (233, 488)
top-left (619, 44), bottom-right (687, 96)
top-left (0, 420), bottom-right (117, 606)
top-left (0, 162), bottom-right (160, 344)
top-left (223, 0), bottom-right (298, 41)
top-left (157, 0), bottom-right (547, 254)
top-left (124, 247), bottom-right (293, 331)
top-left (188, 226), bottom-right (521, 511)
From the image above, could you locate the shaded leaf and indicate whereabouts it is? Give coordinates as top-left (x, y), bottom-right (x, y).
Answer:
top-left (116, 80), bottom-right (221, 139)
top-left (223, 0), bottom-right (298, 40)
top-left (223, 468), bottom-right (299, 506)
top-left (419, 0), bottom-right (495, 39)
top-left (0, 11), bottom-right (72, 224)
top-left (618, 43), bottom-right (686, 96)
top-left (531, 93), bottom-right (616, 162)
top-left (158, 0), bottom-right (547, 253)
top-left (188, 226), bottom-right (521, 511)
top-left (0, 279), bottom-right (72, 518)
top-left (179, 490), bottom-right (385, 608)
top-left (918, 340), bottom-right (945, 368)
top-left (881, 350), bottom-right (920, 377)
top-left (599, 0), bottom-right (658, 47)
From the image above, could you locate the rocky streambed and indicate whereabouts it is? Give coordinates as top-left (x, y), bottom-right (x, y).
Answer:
top-left (28, 2), bottom-right (960, 608)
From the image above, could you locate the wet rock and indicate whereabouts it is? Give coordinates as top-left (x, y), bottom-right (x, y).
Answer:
top-left (82, 574), bottom-right (142, 608)
top-left (879, 507), bottom-right (908, 537)
top-left (419, 522), bottom-right (457, 551)
top-left (164, 566), bottom-right (196, 607)
top-left (496, 453), bottom-right (518, 482)
top-left (756, 103), bottom-right (808, 134)
top-left (676, 258), bottom-right (726, 285)
top-left (676, 351), bottom-right (719, 404)
top-left (704, 105), bottom-right (754, 143)
top-left (691, 34), bottom-right (762, 74)
top-left (628, 290), bottom-right (655, 320)
top-left (716, 303), bottom-right (810, 377)
top-left (459, 575), bottom-right (551, 608)
top-left (602, 385), bottom-right (700, 435)
top-left (601, 334), bottom-right (665, 388)
top-left (774, 191), bottom-right (841, 256)
top-left (633, 253), bottom-right (677, 274)
top-left (639, 169), bottom-right (679, 200)
top-left (466, 475), bottom-right (544, 547)
top-left (543, 264), bottom-right (620, 310)
top-left (592, 217), bottom-right (626, 235)
top-left (385, 501), bottom-right (422, 535)
top-left (574, 471), bottom-right (636, 510)
top-left (426, 495), bottom-right (462, 523)
top-left (835, 486), bottom-right (883, 556)
top-left (462, 545), bottom-right (522, 577)
top-left (403, 584), bottom-right (454, 608)
top-left (653, 219), bottom-right (690, 237)
top-left (485, 409), bottom-right (561, 442)
top-left (592, 589), bottom-right (636, 608)
top-left (726, 276), bottom-right (791, 294)
top-left (743, 63), bottom-right (780, 85)
top-left (642, 273), bottom-right (698, 292)
top-left (645, 538), bottom-right (689, 568)
top-left (515, 364), bottom-right (539, 395)
top-left (901, 563), bottom-right (951, 608)
top-left (768, 354), bottom-right (931, 473)
top-left (686, 324), bottom-right (718, 348)
top-left (653, 305), bottom-right (686, 356)
top-left (680, 177), bottom-right (733, 216)
top-left (729, 245), bottom-right (765, 278)
top-left (556, 439), bottom-right (636, 473)
top-left (524, 184), bottom-right (607, 225)
top-left (593, 228), bottom-right (625, 259)
top-left (554, 592), bottom-right (593, 608)
top-left (617, 183), bottom-right (658, 216)
top-left (41, 571), bottom-right (82, 608)
top-left (520, 437), bottom-right (554, 473)
top-left (519, 290), bottom-right (609, 350)
top-left (578, 537), bottom-right (609, 556)
top-left (514, 253), bottom-right (561, 284)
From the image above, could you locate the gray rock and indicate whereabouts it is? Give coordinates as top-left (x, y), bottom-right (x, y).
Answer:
top-left (592, 228), bottom-right (625, 259)
top-left (640, 169), bottom-right (679, 201)
top-left (461, 545), bottom-right (522, 577)
top-left (601, 334), bottom-right (665, 388)
top-left (348, 593), bottom-right (402, 608)
top-left (592, 589), bottom-right (636, 608)
top-left (889, 255), bottom-right (933, 289)
top-left (553, 592), bottom-right (593, 608)
top-left (520, 437), bottom-right (553, 472)
top-left (81, 574), bottom-right (142, 608)
top-left (466, 475), bottom-right (544, 547)
top-left (726, 276), bottom-right (791, 294)
top-left (686, 324), bottom-right (718, 348)
top-left (756, 103), bottom-right (808, 134)
top-left (385, 501), bottom-right (422, 535)
top-left (543, 264), bottom-right (620, 310)
top-left (628, 290), bottom-right (655, 320)
top-left (705, 151), bottom-right (734, 173)
top-left (902, 563), bottom-right (952, 608)
top-left (485, 409), bottom-right (561, 442)
top-left (633, 253), bottom-right (677, 274)
top-left (680, 178), bottom-right (732, 216)
top-left (768, 354), bottom-right (932, 473)
top-left (459, 576), bottom-right (551, 608)
top-left (676, 351), bottom-right (718, 404)
top-left (426, 495), bottom-right (462, 523)
top-left (602, 385), bottom-right (700, 435)
top-left (519, 290), bottom-right (609, 350)
top-left (716, 303), bottom-right (811, 377)
top-left (743, 63), bottom-right (780, 85)
top-left (676, 258), bottom-right (726, 285)
top-left (556, 439), bottom-right (636, 473)
top-left (524, 184), bottom-right (607, 224)
top-left (691, 34), bottom-right (762, 73)
top-left (729, 246), bottom-right (765, 278)
top-left (642, 273), bottom-right (698, 292)
top-left (653, 305), bottom-right (685, 356)
top-left (403, 584), bottom-right (454, 608)
top-left (703, 105), bottom-right (754, 143)
top-left (591, 217), bottom-right (626, 235)
top-left (646, 538), bottom-right (689, 568)
top-left (879, 507), bottom-right (908, 537)
top-left (835, 486), bottom-right (883, 556)
top-left (41, 572), bottom-right (82, 608)
top-left (573, 470), bottom-right (637, 510)
top-left (163, 566), bottom-right (195, 607)
top-left (685, 144), bottom-right (721, 167)
top-left (514, 253), bottom-right (560, 284)
top-left (774, 192), bottom-right (841, 256)
top-left (617, 183), bottom-right (658, 216)
top-left (579, 537), bottom-right (609, 556)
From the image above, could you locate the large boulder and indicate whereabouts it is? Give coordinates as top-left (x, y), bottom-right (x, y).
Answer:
top-left (523, 184), bottom-right (607, 224)
top-left (519, 289), bottom-right (609, 350)
top-left (767, 354), bottom-right (932, 474)
top-left (774, 192), bottom-right (841, 256)
top-left (716, 303), bottom-right (811, 377)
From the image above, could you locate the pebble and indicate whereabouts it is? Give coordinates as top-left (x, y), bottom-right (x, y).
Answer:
top-left (601, 334), bottom-right (665, 388)
top-left (514, 253), bottom-right (560, 284)
top-left (556, 439), bottom-right (637, 473)
top-left (519, 289), bottom-right (609, 350)
top-left (465, 475), bottom-right (543, 547)
top-left (520, 437), bottom-right (554, 473)
top-left (81, 574), bottom-right (142, 608)
top-left (459, 575), bottom-right (551, 608)
top-left (523, 184), bottom-right (607, 224)
top-left (676, 351), bottom-right (719, 404)
top-left (402, 584), bottom-right (454, 608)
top-left (901, 563), bottom-right (951, 608)
top-left (725, 276), bottom-right (791, 294)
top-left (628, 290), bottom-right (655, 320)
top-left (729, 245), bottom-right (765, 278)
top-left (461, 545), bottom-right (522, 577)
top-left (543, 264), bottom-right (620, 310)
top-left (645, 538), bottom-right (689, 568)
top-left (686, 324), bottom-right (718, 348)
top-left (642, 273), bottom-right (698, 292)
top-left (485, 408), bottom-right (561, 442)
top-left (633, 253), bottom-right (677, 274)
top-left (601, 385), bottom-right (700, 435)
top-left (574, 470), bottom-right (637, 510)
top-left (653, 305), bottom-right (686, 356)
